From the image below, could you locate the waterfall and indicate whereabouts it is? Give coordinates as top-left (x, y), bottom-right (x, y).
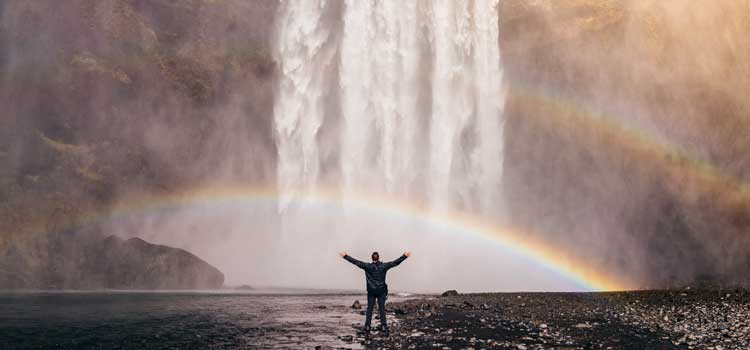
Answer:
top-left (273, 0), bottom-right (339, 209)
top-left (273, 0), bottom-right (505, 215)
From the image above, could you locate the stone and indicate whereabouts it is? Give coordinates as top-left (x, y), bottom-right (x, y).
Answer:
top-left (441, 290), bottom-right (460, 297)
top-left (352, 300), bottom-right (362, 309)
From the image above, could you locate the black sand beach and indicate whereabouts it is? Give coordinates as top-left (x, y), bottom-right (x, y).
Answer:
top-left (360, 290), bottom-right (750, 350)
top-left (2, 290), bottom-right (749, 349)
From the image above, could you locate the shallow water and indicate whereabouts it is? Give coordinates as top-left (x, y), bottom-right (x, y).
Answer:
top-left (0, 291), bottom-right (408, 349)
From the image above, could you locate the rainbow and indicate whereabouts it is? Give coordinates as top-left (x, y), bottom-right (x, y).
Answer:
top-left (91, 84), bottom-right (750, 293)
top-left (508, 83), bottom-right (750, 216)
top-left (22, 75), bottom-right (730, 293)
top-left (101, 184), bottom-right (635, 292)
top-left (20, 82), bottom-right (745, 293)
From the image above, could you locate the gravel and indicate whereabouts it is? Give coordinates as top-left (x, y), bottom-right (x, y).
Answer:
top-left (355, 289), bottom-right (750, 350)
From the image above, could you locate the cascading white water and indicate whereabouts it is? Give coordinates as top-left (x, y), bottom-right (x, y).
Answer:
top-left (273, 0), bottom-right (339, 209)
top-left (339, 1), bottom-right (421, 195)
top-left (274, 0), bottom-right (505, 215)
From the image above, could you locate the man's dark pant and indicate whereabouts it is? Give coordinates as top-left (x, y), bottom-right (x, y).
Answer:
top-left (365, 291), bottom-right (387, 330)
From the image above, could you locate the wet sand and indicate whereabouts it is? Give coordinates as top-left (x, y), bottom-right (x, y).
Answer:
top-left (0, 292), bottom-right (409, 350)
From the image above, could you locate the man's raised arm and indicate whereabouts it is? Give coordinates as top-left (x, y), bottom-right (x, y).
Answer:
top-left (340, 251), bottom-right (367, 269)
top-left (384, 251), bottom-right (411, 269)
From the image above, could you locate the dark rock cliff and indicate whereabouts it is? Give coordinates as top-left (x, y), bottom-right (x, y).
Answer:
top-left (1, 230), bottom-right (224, 289)
top-left (0, 0), bottom-right (277, 289)
top-left (499, 0), bottom-right (750, 288)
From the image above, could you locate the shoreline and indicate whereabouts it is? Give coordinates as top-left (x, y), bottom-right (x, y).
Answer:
top-left (362, 289), bottom-right (750, 349)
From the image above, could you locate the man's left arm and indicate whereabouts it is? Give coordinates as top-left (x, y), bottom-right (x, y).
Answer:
top-left (384, 251), bottom-right (411, 269)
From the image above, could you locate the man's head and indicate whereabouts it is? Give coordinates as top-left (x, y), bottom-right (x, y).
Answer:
top-left (371, 251), bottom-right (380, 262)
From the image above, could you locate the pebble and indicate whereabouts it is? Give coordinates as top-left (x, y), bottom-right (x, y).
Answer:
top-left (361, 290), bottom-right (750, 350)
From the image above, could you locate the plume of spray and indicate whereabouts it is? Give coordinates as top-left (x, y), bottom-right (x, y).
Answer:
top-left (264, 0), bottom-right (537, 292)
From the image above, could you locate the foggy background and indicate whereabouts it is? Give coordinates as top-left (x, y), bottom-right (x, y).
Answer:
top-left (1, 0), bottom-right (749, 292)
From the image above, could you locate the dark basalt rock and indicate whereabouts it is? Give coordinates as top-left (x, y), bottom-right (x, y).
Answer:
top-left (95, 236), bottom-right (224, 290)
top-left (314, 346), bottom-right (333, 350)
top-left (367, 291), bottom-right (750, 350)
top-left (441, 290), bottom-right (459, 297)
top-left (0, 231), bottom-right (224, 290)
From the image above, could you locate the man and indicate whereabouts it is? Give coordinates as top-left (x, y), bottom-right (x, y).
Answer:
top-left (339, 250), bottom-right (411, 335)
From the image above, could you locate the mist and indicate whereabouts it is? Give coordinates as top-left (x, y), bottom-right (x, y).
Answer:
top-left (2, 0), bottom-right (749, 292)
top-left (501, 0), bottom-right (750, 288)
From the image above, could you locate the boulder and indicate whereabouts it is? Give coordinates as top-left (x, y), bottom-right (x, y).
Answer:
top-left (441, 290), bottom-right (459, 297)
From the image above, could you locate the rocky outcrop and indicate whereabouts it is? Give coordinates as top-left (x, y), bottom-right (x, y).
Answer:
top-left (97, 236), bottom-right (224, 289)
top-left (0, 0), bottom-right (272, 289)
top-left (233, 284), bottom-right (254, 291)
top-left (441, 290), bottom-right (460, 297)
top-left (0, 230), bottom-right (224, 289)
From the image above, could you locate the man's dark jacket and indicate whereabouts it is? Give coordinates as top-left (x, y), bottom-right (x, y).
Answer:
top-left (344, 254), bottom-right (407, 294)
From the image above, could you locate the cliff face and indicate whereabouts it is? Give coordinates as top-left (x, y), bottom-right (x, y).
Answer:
top-left (102, 236), bottom-right (224, 289)
top-left (499, 0), bottom-right (750, 287)
top-left (0, 0), bottom-right (276, 289)
top-left (1, 231), bottom-right (224, 289)
top-left (3, 0), bottom-right (749, 290)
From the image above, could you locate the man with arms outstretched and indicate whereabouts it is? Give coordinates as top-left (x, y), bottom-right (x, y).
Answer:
top-left (339, 251), bottom-right (411, 335)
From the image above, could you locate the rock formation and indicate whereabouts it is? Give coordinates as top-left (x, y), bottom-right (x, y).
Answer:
top-left (499, 0), bottom-right (750, 288)
top-left (0, 0), bottom-right (273, 289)
top-left (0, 228), bottom-right (223, 289)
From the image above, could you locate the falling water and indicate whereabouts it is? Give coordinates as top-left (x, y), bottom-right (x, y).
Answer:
top-left (273, 0), bottom-right (340, 209)
top-left (274, 0), bottom-right (505, 215)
